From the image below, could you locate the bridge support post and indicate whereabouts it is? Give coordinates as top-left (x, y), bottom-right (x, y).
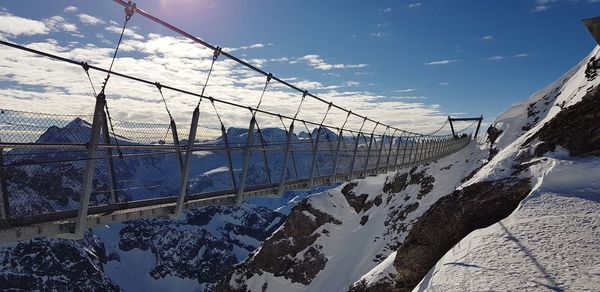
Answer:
top-left (427, 138), bottom-right (434, 161)
top-left (392, 133), bottom-right (403, 170)
top-left (278, 121), bottom-right (294, 196)
top-left (436, 138), bottom-right (442, 159)
top-left (363, 126), bottom-right (377, 178)
top-left (330, 127), bottom-right (344, 183)
top-left (349, 132), bottom-right (361, 179)
top-left (474, 115), bottom-right (483, 139)
top-left (74, 94), bottom-right (106, 236)
top-left (102, 111), bottom-right (119, 205)
top-left (237, 117), bottom-right (256, 204)
top-left (412, 137), bottom-right (421, 166)
top-left (424, 138), bottom-right (431, 162)
top-left (417, 138), bottom-right (427, 164)
top-left (400, 134), bottom-right (410, 167)
top-left (375, 127), bottom-right (389, 175)
top-left (173, 106), bottom-right (200, 217)
top-left (308, 126), bottom-right (322, 188)
top-left (362, 122), bottom-right (379, 178)
top-left (426, 138), bottom-right (433, 161)
top-left (0, 139), bottom-right (10, 220)
top-left (448, 116), bottom-right (456, 138)
top-left (220, 123), bottom-right (237, 192)
top-left (384, 130), bottom-right (396, 172)
top-left (170, 119), bottom-right (184, 173)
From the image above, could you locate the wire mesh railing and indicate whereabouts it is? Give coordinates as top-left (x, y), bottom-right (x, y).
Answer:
top-left (0, 107), bottom-right (473, 220)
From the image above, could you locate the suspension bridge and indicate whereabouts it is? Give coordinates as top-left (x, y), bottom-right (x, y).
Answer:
top-left (0, 1), bottom-right (482, 243)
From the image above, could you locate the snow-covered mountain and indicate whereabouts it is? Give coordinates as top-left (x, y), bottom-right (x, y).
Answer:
top-left (218, 47), bottom-right (600, 291)
top-left (1, 45), bottom-right (599, 292)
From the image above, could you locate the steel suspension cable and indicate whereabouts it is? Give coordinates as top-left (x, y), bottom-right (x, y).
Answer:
top-left (197, 47), bottom-right (221, 106)
top-left (293, 90), bottom-right (308, 120)
top-left (96, 4), bottom-right (136, 158)
top-left (111, 0), bottom-right (434, 136)
top-left (0, 39), bottom-right (453, 138)
top-left (254, 73), bottom-right (272, 116)
top-left (454, 119), bottom-right (479, 134)
top-left (81, 63), bottom-right (98, 97)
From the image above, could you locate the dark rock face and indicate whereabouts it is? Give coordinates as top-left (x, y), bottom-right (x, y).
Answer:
top-left (0, 233), bottom-right (119, 291)
top-left (529, 85), bottom-right (600, 156)
top-left (120, 219), bottom-right (238, 284)
top-left (383, 167), bottom-right (434, 204)
top-left (486, 125), bottom-right (503, 146)
top-left (390, 178), bottom-right (532, 291)
top-left (220, 200), bottom-right (341, 289)
top-left (117, 205), bottom-right (284, 288)
top-left (246, 201), bottom-right (340, 284)
top-left (350, 279), bottom-right (397, 292)
top-left (342, 182), bottom-right (380, 213)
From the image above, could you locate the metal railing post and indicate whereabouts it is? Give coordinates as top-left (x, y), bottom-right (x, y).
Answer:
top-left (101, 111), bottom-right (119, 205)
top-left (220, 123), bottom-right (237, 192)
top-left (0, 139), bottom-right (10, 220)
top-left (474, 115), bottom-right (483, 139)
top-left (330, 127), bottom-right (344, 183)
top-left (400, 133), bottom-right (410, 167)
top-left (363, 122), bottom-right (378, 178)
top-left (170, 119), bottom-right (184, 173)
top-left (375, 126), bottom-right (389, 175)
top-left (425, 138), bottom-right (433, 161)
top-left (74, 94), bottom-right (106, 236)
top-left (349, 119), bottom-right (367, 179)
top-left (412, 136), bottom-right (421, 166)
top-left (173, 106), bottom-right (200, 217)
top-left (392, 133), bottom-right (403, 170)
top-left (256, 126), bottom-right (273, 185)
top-left (308, 126), bottom-right (322, 188)
top-left (385, 130), bottom-right (396, 172)
top-left (278, 121), bottom-right (294, 195)
top-left (237, 117), bottom-right (256, 203)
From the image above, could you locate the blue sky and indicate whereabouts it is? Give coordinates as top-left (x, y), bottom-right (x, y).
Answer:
top-left (0, 0), bottom-right (598, 133)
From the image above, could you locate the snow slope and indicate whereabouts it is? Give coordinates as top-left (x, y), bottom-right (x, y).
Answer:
top-left (411, 46), bottom-right (600, 291)
top-left (414, 152), bottom-right (600, 291)
top-left (225, 142), bottom-right (487, 291)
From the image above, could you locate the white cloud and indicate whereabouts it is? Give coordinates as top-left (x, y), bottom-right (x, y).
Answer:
top-left (298, 54), bottom-right (368, 71)
top-left (0, 12), bottom-right (49, 37)
top-left (481, 35), bottom-right (493, 40)
top-left (390, 95), bottom-right (427, 100)
top-left (514, 53), bottom-right (531, 58)
top-left (370, 32), bottom-right (388, 38)
top-left (0, 17), bottom-right (455, 134)
top-left (408, 3), bottom-right (422, 9)
top-left (529, 0), bottom-right (599, 12)
top-left (394, 88), bottom-right (416, 93)
top-left (78, 13), bottom-right (105, 26)
top-left (354, 72), bottom-right (373, 76)
top-left (227, 43), bottom-right (264, 52)
top-left (439, 82), bottom-right (450, 86)
top-left (383, 8), bottom-right (392, 12)
top-left (63, 6), bottom-right (78, 13)
top-left (105, 25), bottom-right (143, 40)
top-left (44, 16), bottom-right (78, 33)
top-left (425, 59), bottom-right (460, 65)
top-left (377, 22), bottom-right (388, 28)
top-left (486, 55), bottom-right (504, 61)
